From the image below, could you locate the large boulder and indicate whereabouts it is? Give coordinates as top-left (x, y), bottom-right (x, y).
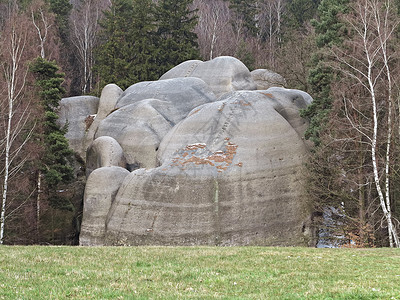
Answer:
top-left (86, 136), bottom-right (126, 177)
top-left (95, 77), bottom-right (217, 170)
top-left (100, 88), bottom-right (313, 246)
top-left (251, 69), bottom-right (287, 90)
top-left (75, 57), bottom-right (313, 247)
top-left (58, 96), bottom-right (99, 158)
top-left (83, 84), bottom-right (123, 157)
top-left (79, 166), bottom-right (130, 246)
top-left (160, 56), bottom-right (257, 97)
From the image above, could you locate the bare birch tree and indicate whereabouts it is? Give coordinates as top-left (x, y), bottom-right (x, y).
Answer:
top-left (194, 0), bottom-right (234, 60)
top-left (332, 0), bottom-right (400, 247)
top-left (70, 0), bottom-right (103, 94)
top-left (0, 11), bottom-right (36, 244)
top-left (255, 0), bottom-right (285, 68)
top-left (31, 5), bottom-right (51, 59)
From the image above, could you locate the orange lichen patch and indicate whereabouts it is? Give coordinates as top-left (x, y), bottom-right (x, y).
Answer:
top-left (216, 165), bottom-right (228, 171)
top-left (169, 141), bottom-right (239, 173)
top-left (238, 99), bottom-right (252, 106)
top-left (184, 156), bottom-right (215, 166)
top-left (185, 143), bottom-right (206, 151)
top-left (208, 153), bottom-right (226, 163)
top-left (226, 142), bottom-right (238, 155)
top-left (259, 92), bottom-right (274, 98)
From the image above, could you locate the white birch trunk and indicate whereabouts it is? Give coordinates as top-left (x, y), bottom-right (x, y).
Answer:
top-left (0, 16), bottom-right (31, 245)
top-left (364, 0), bottom-right (399, 247)
top-left (36, 171), bottom-right (41, 239)
top-left (70, 0), bottom-right (100, 94)
top-left (334, 0), bottom-right (400, 247)
top-left (0, 94), bottom-right (12, 245)
top-left (32, 8), bottom-right (50, 59)
top-left (1, 24), bottom-right (18, 244)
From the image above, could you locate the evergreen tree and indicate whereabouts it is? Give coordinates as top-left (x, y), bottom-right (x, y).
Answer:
top-left (48, 0), bottom-right (72, 43)
top-left (299, 0), bottom-right (350, 246)
top-left (284, 0), bottom-right (321, 32)
top-left (129, 0), bottom-right (159, 82)
top-left (95, 0), bottom-right (135, 90)
top-left (156, 0), bottom-right (200, 75)
top-left (301, 0), bottom-right (349, 146)
top-left (227, 0), bottom-right (259, 36)
top-left (277, 0), bottom-right (320, 91)
top-left (30, 57), bottom-right (74, 210)
top-left (95, 0), bottom-right (160, 90)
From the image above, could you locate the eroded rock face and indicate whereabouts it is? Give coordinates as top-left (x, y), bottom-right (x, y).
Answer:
top-left (84, 84), bottom-right (123, 157)
top-left (103, 90), bottom-right (311, 246)
top-left (58, 96), bottom-right (99, 159)
top-left (86, 136), bottom-right (126, 177)
top-left (79, 166), bottom-right (130, 246)
top-left (251, 69), bottom-right (287, 90)
top-left (71, 56), bottom-right (314, 247)
top-left (160, 56), bottom-right (257, 97)
top-left (95, 77), bottom-right (217, 170)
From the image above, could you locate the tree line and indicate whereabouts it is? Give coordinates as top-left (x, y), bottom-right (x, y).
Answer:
top-left (1, 0), bottom-right (400, 247)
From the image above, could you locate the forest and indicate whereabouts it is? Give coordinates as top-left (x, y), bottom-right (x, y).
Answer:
top-left (0, 0), bottom-right (400, 248)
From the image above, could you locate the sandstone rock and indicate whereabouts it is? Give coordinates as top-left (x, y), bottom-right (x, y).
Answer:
top-left (84, 84), bottom-right (123, 156)
top-left (252, 87), bottom-right (312, 141)
top-left (116, 77), bottom-right (216, 113)
top-left (95, 77), bottom-right (217, 170)
top-left (251, 69), bottom-right (287, 90)
top-left (86, 136), bottom-right (126, 177)
top-left (58, 96), bottom-right (99, 159)
top-left (79, 166), bottom-right (130, 246)
top-left (76, 57), bottom-right (314, 247)
top-left (160, 56), bottom-right (257, 97)
top-left (102, 89), bottom-right (313, 246)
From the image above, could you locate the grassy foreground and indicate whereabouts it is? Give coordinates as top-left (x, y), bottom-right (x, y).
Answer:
top-left (0, 246), bottom-right (399, 299)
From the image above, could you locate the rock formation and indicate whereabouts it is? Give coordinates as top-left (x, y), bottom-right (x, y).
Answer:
top-left (160, 56), bottom-right (257, 97)
top-left (58, 96), bottom-right (99, 158)
top-left (251, 69), bottom-right (287, 90)
top-left (60, 56), bottom-right (314, 246)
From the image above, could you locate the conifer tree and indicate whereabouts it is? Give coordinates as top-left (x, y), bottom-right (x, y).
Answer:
top-left (227, 0), bottom-right (259, 37)
top-left (156, 0), bottom-right (200, 75)
top-left (30, 57), bottom-right (74, 210)
top-left (95, 0), bottom-right (160, 90)
top-left (95, 0), bottom-right (135, 90)
top-left (299, 0), bottom-right (351, 246)
top-left (284, 0), bottom-right (321, 32)
top-left (48, 0), bottom-right (72, 43)
top-left (129, 0), bottom-right (159, 82)
top-left (301, 0), bottom-right (349, 146)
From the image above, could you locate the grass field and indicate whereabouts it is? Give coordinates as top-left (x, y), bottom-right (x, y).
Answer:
top-left (0, 246), bottom-right (399, 299)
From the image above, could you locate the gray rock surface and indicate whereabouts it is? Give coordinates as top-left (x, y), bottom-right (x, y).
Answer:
top-left (79, 166), bottom-right (130, 246)
top-left (58, 96), bottom-right (99, 158)
top-left (102, 89), bottom-right (312, 246)
top-left (84, 84), bottom-right (123, 157)
top-left (160, 56), bottom-right (257, 97)
top-left (95, 77), bottom-right (217, 170)
top-left (251, 69), bottom-right (287, 90)
top-left (86, 136), bottom-right (126, 177)
top-left (72, 57), bottom-right (313, 247)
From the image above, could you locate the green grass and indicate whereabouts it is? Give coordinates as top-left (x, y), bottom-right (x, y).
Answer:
top-left (0, 247), bottom-right (399, 299)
